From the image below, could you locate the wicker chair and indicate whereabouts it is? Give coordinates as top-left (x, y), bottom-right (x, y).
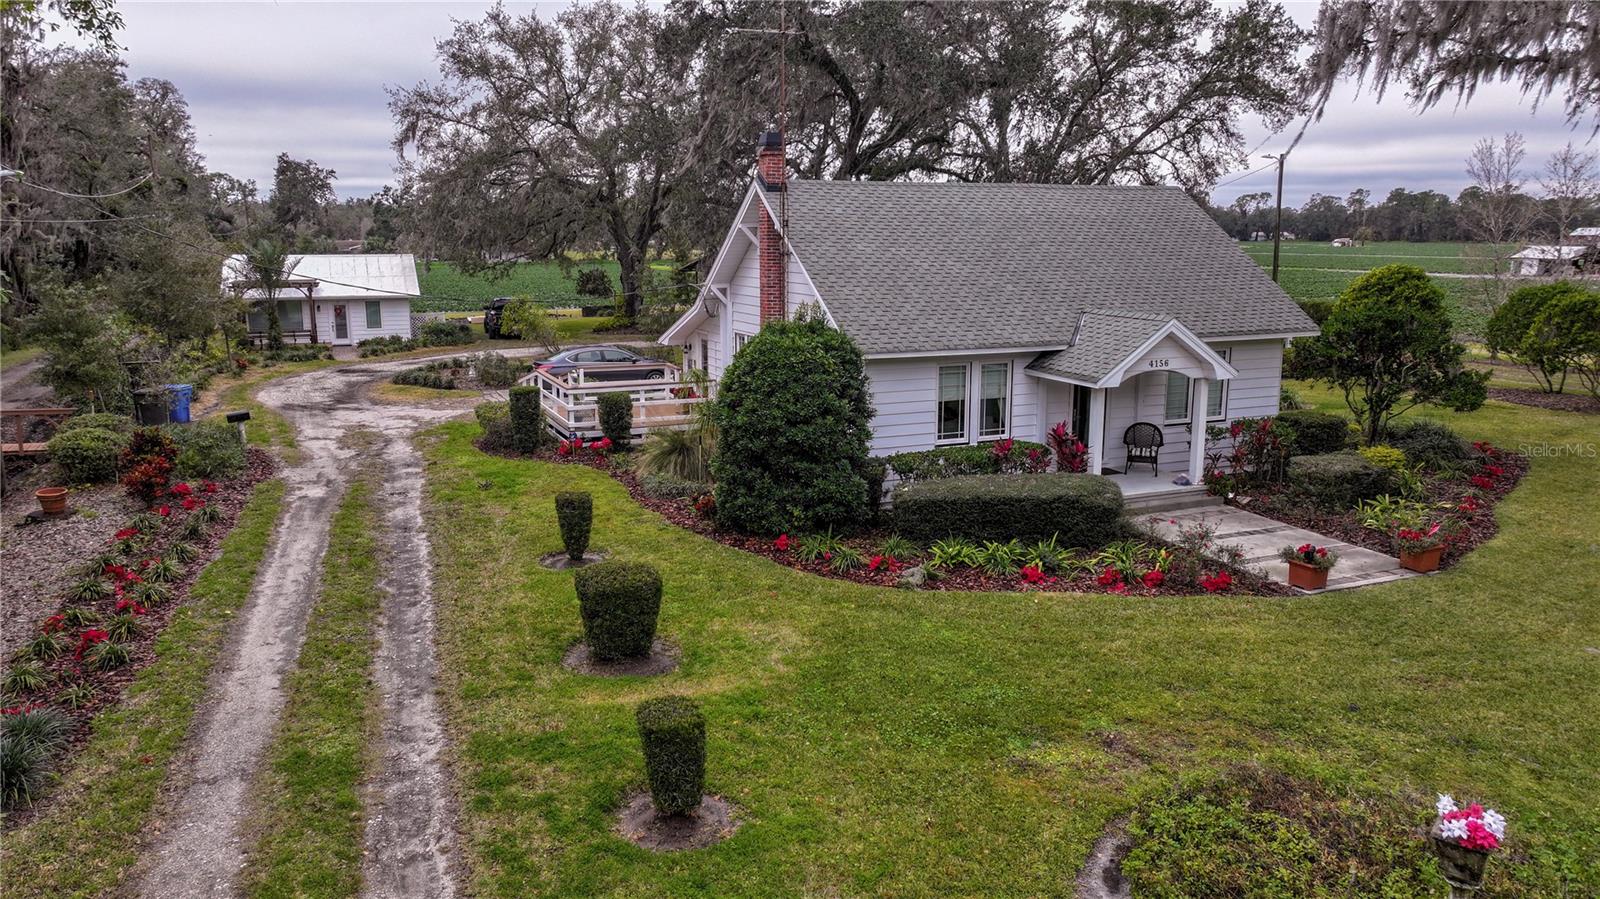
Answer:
top-left (1122, 422), bottom-right (1164, 476)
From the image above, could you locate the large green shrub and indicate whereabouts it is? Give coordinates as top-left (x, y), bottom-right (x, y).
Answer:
top-left (507, 385), bottom-right (548, 453)
top-left (418, 319), bottom-right (473, 346)
top-left (1384, 419), bottom-right (1470, 470)
top-left (47, 427), bottom-right (125, 483)
top-left (56, 412), bottom-right (134, 435)
top-left (1288, 452), bottom-right (1395, 509)
top-left (1274, 410), bottom-right (1350, 456)
top-left (892, 472), bottom-right (1124, 547)
top-left (710, 316), bottom-right (874, 535)
top-left (597, 391), bottom-right (633, 450)
top-left (1288, 265), bottom-right (1487, 444)
top-left (573, 561), bottom-right (663, 660)
top-left (173, 420), bottom-right (246, 479)
top-left (1528, 288), bottom-right (1600, 397)
top-left (884, 440), bottom-right (1051, 483)
top-left (471, 351), bottom-right (522, 388)
top-left (1485, 282), bottom-right (1592, 393)
top-left (474, 401), bottom-right (513, 451)
top-left (635, 695), bottom-right (706, 816)
top-left (554, 491), bottom-right (593, 560)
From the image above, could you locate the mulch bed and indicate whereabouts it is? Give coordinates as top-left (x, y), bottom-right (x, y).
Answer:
top-left (497, 443), bottom-right (1288, 598)
top-left (1487, 386), bottom-right (1600, 415)
top-left (1238, 443), bottom-right (1528, 571)
top-left (562, 639), bottom-right (680, 677)
top-left (615, 791), bottom-right (740, 852)
top-left (2, 449), bottom-right (276, 829)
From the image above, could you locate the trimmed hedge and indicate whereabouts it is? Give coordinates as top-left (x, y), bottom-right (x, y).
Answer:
top-left (1288, 452), bottom-right (1395, 509)
top-left (554, 491), bottom-right (593, 560)
top-left (597, 391), bottom-right (632, 450)
top-left (1275, 410), bottom-right (1350, 456)
top-left (474, 401), bottom-right (513, 452)
top-left (508, 386), bottom-right (547, 453)
top-left (891, 472), bottom-right (1124, 546)
top-left (636, 695), bottom-right (706, 816)
top-left (884, 440), bottom-right (1050, 484)
top-left (47, 427), bottom-right (126, 483)
top-left (57, 412), bottom-right (135, 435)
top-left (173, 420), bottom-right (246, 479)
top-left (1384, 419), bottom-right (1471, 470)
top-left (573, 561), bottom-right (662, 660)
top-left (1357, 444), bottom-right (1407, 472)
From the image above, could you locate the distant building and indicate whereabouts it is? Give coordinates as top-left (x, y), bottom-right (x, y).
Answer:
top-left (1509, 245), bottom-right (1600, 277)
top-left (223, 253), bottom-right (419, 346)
top-left (1331, 237), bottom-right (1354, 248)
top-left (1568, 226), bottom-right (1600, 247)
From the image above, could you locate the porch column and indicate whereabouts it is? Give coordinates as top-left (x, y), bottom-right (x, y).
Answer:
top-left (1189, 377), bottom-right (1209, 483)
top-left (1086, 387), bottom-right (1106, 475)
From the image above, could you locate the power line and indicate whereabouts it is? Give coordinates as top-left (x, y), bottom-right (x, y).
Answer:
top-left (5, 215), bottom-right (162, 224)
top-left (10, 171), bottom-right (153, 199)
top-left (1214, 159), bottom-right (1276, 191)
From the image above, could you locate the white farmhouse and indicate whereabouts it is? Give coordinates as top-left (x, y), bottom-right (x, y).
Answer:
top-left (223, 253), bottom-right (418, 346)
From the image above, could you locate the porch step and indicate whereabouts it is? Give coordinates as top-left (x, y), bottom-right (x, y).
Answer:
top-left (1121, 488), bottom-right (1223, 514)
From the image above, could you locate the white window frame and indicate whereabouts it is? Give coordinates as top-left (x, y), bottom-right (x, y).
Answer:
top-left (1162, 348), bottom-right (1230, 424)
top-left (364, 300), bottom-right (382, 330)
top-left (935, 363), bottom-right (969, 444)
top-left (734, 332), bottom-right (752, 353)
top-left (977, 361), bottom-right (1012, 440)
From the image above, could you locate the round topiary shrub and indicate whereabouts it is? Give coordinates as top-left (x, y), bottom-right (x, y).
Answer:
top-left (47, 427), bottom-right (126, 483)
top-left (555, 491), bottom-right (593, 561)
top-left (636, 695), bottom-right (705, 816)
top-left (1274, 410), bottom-right (1350, 456)
top-left (597, 391), bottom-right (633, 450)
top-left (573, 561), bottom-right (662, 660)
top-left (710, 315), bottom-right (874, 535)
top-left (1384, 419), bottom-right (1471, 471)
top-left (173, 420), bottom-right (245, 479)
top-left (1288, 452), bottom-right (1395, 509)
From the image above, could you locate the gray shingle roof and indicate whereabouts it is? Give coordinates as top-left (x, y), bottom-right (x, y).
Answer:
top-left (779, 181), bottom-right (1317, 355)
top-left (1024, 311), bottom-right (1168, 383)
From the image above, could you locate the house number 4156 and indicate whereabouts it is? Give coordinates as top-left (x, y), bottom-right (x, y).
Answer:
top-left (1147, 358), bottom-right (1171, 369)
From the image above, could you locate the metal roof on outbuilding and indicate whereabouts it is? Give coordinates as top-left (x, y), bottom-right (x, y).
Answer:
top-left (223, 253), bottom-right (420, 300)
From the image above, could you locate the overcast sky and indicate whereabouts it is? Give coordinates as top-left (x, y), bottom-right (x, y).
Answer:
top-left (80, 0), bottom-right (1596, 207)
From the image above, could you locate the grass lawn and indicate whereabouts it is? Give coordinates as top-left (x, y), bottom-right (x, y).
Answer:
top-left (0, 344), bottom-right (43, 372)
top-left (1235, 241), bottom-right (1506, 276)
top-left (1, 481), bottom-right (287, 899)
top-left (241, 479), bottom-right (381, 898)
top-left (421, 387), bottom-right (1598, 896)
top-left (415, 259), bottom-right (674, 313)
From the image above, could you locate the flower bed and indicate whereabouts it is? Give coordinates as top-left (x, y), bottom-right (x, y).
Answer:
top-left (1, 449), bottom-right (274, 818)
top-left (1239, 439), bottom-right (1527, 570)
top-left (491, 439), bottom-right (1286, 597)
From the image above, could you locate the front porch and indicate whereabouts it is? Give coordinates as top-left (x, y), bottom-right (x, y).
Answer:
top-left (1103, 470), bottom-right (1219, 513)
top-left (522, 363), bottom-right (709, 441)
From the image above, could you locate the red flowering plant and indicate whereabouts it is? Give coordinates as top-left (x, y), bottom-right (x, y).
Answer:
top-left (1278, 542), bottom-right (1339, 571)
top-left (157, 504), bottom-right (172, 517)
top-left (1203, 416), bottom-right (1287, 495)
top-left (1469, 474), bottom-right (1496, 491)
top-left (116, 598), bottom-right (147, 616)
top-left (1393, 521), bottom-right (1448, 554)
top-left (75, 628), bottom-right (110, 659)
top-left (42, 614), bottom-right (66, 634)
top-left (112, 528), bottom-right (140, 542)
top-left (1019, 565), bottom-right (1056, 587)
top-left (693, 493), bottom-right (716, 519)
top-left (1046, 421), bottom-right (1089, 473)
top-left (670, 385), bottom-right (699, 399)
top-left (202, 480), bottom-right (220, 493)
top-left (1433, 794), bottom-right (1506, 852)
top-left (868, 554), bottom-right (903, 574)
top-left (774, 533), bottom-right (791, 552)
top-left (170, 481), bottom-right (194, 497)
top-left (1140, 569), bottom-right (1165, 589)
top-left (180, 496), bottom-right (204, 511)
top-left (1199, 571), bottom-right (1233, 592)
top-left (989, 437), bottom-right (1052, 474)
top-left (122, 457), bottom-right (174, 505)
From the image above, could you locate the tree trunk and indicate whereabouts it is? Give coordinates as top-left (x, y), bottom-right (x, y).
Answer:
top-left (617, 251), bottom-right (644, 320)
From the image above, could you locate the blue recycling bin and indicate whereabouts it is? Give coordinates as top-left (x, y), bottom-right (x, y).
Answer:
top-left (165, 384), bottom-right (194, 424)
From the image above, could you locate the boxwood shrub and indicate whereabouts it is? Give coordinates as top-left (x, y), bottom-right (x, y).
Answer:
top-left (474, 401), bottom-right (513, 452)
top-left (554, 491), bottom-right (593, 560)
top-left (891, 472), bottom-right (1124, 547)
top-left (597, 391), bottom-right (633, 450)
top-left (1288, 452), bottom-right (1395, 509)
top-left (884, 440), bottom-right (1050, 484)
top-left (173, 420), bottom-right (245, 479)
top-left (573, 560), bottom-right (662, 660)
top-left (636, 695), bottom-right (705, 816)
top-left (47, 427), bottom-right (126, 483)
top-left (508, 385), bottom-right (548, 453)
top-left (56, 412), bottom-right (135, 435)
top-left (1384, 419), bottom-right (1471, 470)
top-left (1275, 410), bottom-right (1350, 456)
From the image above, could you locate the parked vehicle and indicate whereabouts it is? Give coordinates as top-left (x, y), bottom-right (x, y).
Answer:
top-left (535, 345), bottom-right (668, 381)
top-left (482, 296), bottom-right (514, 339)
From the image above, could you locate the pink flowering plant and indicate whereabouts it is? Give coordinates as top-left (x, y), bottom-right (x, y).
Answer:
top-left (1434, 794), bottom-right (1506, 852)
top-left (1394, 521), bottom-right (1450, 554)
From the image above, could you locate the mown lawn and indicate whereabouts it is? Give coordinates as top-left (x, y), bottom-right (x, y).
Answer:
top-left (422, 385), bottom-right (1599, 896)
top-left (1235, 240), bottom-right (1502, 275)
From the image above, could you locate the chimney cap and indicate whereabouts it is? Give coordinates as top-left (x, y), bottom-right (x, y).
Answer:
top-left (759, 130), bottom-right (783, 150)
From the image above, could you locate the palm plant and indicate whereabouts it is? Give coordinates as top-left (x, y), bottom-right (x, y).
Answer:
top-left (238, 239), bottom-right (299, 351)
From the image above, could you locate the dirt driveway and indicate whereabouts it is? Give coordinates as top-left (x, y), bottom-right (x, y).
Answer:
top-left (137, 353), bottom-right (533, 898)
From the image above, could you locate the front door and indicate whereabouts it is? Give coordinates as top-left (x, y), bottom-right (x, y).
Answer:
top-left (332, 304), bottom-right (349, 342)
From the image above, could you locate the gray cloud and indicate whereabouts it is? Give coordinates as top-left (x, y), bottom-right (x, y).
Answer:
top-left (81, 2), bottom-right (1597, 203)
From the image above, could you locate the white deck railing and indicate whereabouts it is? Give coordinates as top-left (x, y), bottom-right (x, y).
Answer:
top-left (519, 363), bottom-right (709, 440)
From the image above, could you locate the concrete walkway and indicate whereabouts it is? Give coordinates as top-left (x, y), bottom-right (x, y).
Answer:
top-left (1136, 506), bottom-right (1419, 593)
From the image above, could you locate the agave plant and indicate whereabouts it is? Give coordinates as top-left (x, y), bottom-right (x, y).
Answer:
top-left (106, 612), bottom-right (143, 642)
top-left (58, 680), bottom-right (96, 710)
top-left (171, 542), bottom-right (201, 563)
top-left (130, 581), bottom-right (173, 606)
top-left (927, 537), bottom-right (981, 570)
top-left (976, 540), bottom-right (1024, 576)
top-left (81, 552), bottom-right (123, 577)
top-left (1091, 540), bottom-right (1156, 583)
top-left (827, 545), bottom-right (867, 573)
top-left (1020, 535), bottom-right (1064, 573)
top-left (196, 504), bottom-right (223, 524)
top-left (179, 516), bottom-right (206, 541)
top-left (129, 512), bottom-right (162, 533)
top-left (2, 662), bottom-right (50, 695)
top-left (796, 529), bottom-right (846, 564)
top-left (878, 535), bottom-right (919, 562)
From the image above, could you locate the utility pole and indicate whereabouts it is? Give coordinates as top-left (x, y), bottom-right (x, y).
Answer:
top-left (1262, 152), bottom-right (1287, 282)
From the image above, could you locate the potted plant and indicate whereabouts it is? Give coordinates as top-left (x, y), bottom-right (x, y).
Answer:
top-left (35, 486), bottom-right (69, 516)
top-left (1394, 522), bottom-right (1446, 572)
top-left (1278, 542), bottom-right (1338, 590)
top-left (1429, 794), bottom-right (1505, 892)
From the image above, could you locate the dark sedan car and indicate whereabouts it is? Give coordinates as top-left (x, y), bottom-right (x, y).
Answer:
top-left (535, 345), bottom-right (669, 381)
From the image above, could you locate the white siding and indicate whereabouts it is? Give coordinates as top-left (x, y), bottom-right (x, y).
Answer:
top-left (315, 297), bottom-right (413, 345)
top-left (864, 354), bottom-right (1041, 457)
top-left (699, 234), bottom-right (823, 380)
top-left (1113, 338), bottom-right (1284, 472)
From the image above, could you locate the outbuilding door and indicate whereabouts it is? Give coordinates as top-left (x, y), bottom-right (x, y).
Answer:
top-left (332, 303), bottom-right (349, 343)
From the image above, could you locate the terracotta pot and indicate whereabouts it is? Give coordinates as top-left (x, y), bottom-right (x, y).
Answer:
top-left (1430, 833), bottom-right (1489, 889)
top-left (35, 486), bottom-right (69, 516)
top-left (1285, 558), bottom-right (1330, 590)
top-left (1399, 545), bottom-right (1444, 573)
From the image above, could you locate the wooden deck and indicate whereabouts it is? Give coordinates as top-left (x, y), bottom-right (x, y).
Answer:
top-left (0, 407), bottom-right (74, 456)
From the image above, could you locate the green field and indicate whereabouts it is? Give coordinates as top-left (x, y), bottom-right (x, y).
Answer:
top-left (414, 259), bottom-right (674, 312)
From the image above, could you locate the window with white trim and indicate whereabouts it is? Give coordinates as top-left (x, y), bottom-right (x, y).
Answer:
top-left (1162, 348), bottom-right (1230, 423)
top-left (936, 364), bottom-right (968, 442)
top-left (365, 301), bottom-right (382, 329)
top-left (734, 332), bottom-right (752, 353)
top-left (978, 361), bottom-right (1010, 438)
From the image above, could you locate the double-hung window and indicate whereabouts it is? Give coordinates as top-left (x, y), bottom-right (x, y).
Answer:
top-left (365, 301), bottom-right (383, 329)
top-left (978, 362), bottom-right (1010, 438)
top-left (1162, 348), bottom-right (1230, 423)
top-left (936, 364), bottom-right (968, 443)
top-left (734, 332), bottom-right (752, 353)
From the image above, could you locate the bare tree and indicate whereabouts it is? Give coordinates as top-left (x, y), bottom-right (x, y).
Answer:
top-left (1462, 132), bottom-right (1537, 315)
top-left (1539, 142), bottom-right (1599, 243)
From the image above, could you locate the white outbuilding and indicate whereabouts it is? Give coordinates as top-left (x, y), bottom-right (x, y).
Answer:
top-left (224, 253), bottom-right (419, 346)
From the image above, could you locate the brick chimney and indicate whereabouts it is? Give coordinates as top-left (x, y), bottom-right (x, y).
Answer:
top-left (756, 130), bottom-right (785, 325)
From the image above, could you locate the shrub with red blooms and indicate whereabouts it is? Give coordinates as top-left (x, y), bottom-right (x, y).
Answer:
top-left (202, 480), bottom-right (220, 493)
top-left (1097, 568), bottom-right (1122, 587)
top-left (116, 598), bottom-right (146, 616)
top-left (1020, 565), bottom-right (1056, 586)
top-left (43, 614), bottom-right (66, 633)
top-left (122, 457), bottom-right (174, 504)
top-left (1047, 421), bottom-right (1089, 473)
top-left (693, 493), bottom-right (716, 519)
top-left (557, 436), bottom-right (611, 457)
top-left (157, 505), bottom-right (172, 517)
top-left (868, 554), bottom-right (902, 574)
top-left (1469, 474), bottom-right (1495, 490)
top-left (180, 496), bottom-right (203, 511)
top-left (75, 628), bottom-right (110, 659)
top-left (112, 527), bottom-right (140, 541)
top-left (1141, 569), bottom-right (1166, 589)
top-left (774, 533), bottom-right (791, 552)
top-left (1199, 571), bottom-right (1233, 592)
